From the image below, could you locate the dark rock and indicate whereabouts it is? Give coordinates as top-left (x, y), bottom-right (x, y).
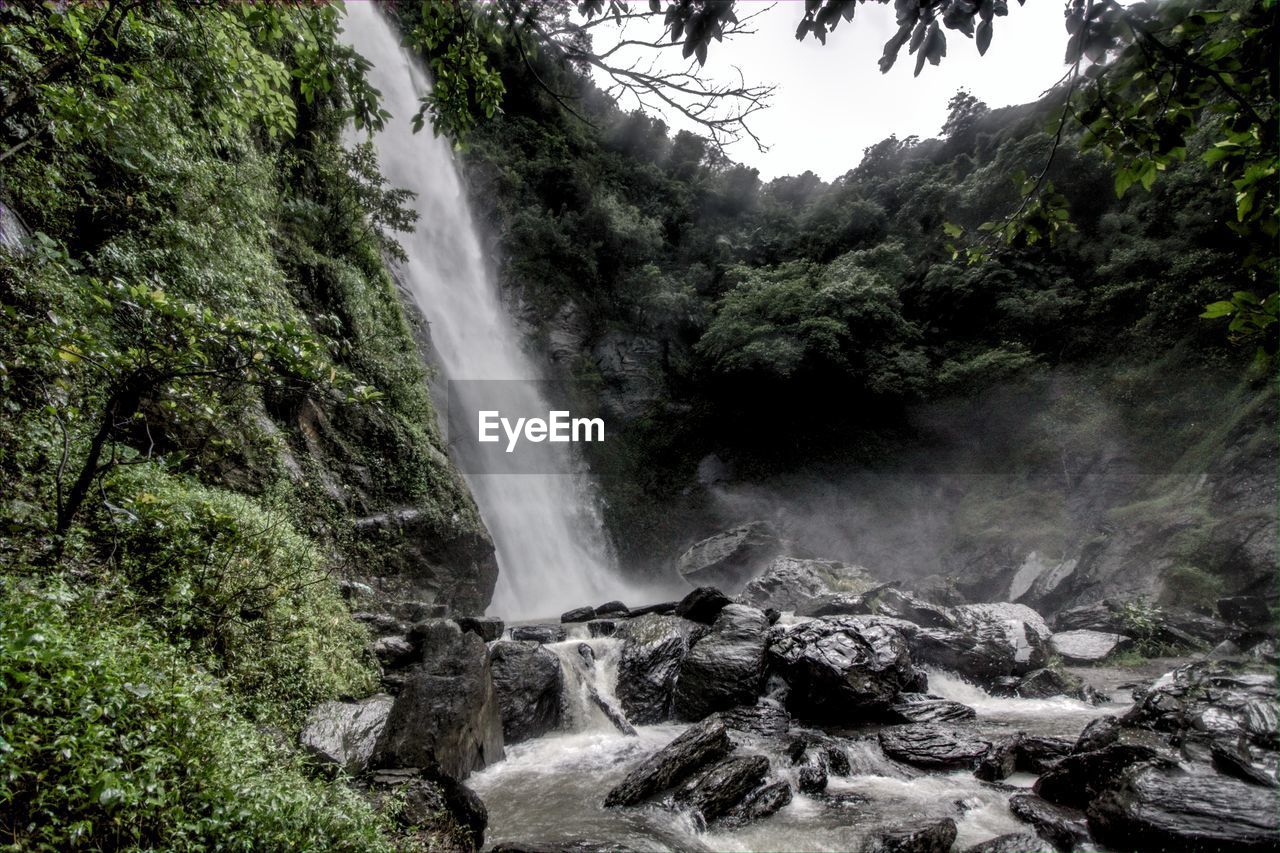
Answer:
top-left (906, 574), bottom-right (968, 607)
top-left (510, 624), bottom-right (567, 644)
top-left (1122, 660), bottom-right (1278, 749)
top-left (604, 717), bottom-right (732, 807)
top-left (1014, 667), bottom-right (1105, 704)
top-left (975, 735), bottom-right (1022, 782)
top-left (768, 617), bottom-right (917, 721)
top-left (1050, 629), bottom-right (1131, 664)
top-left (614, 613), bottom-right (703, 723)
top-left (910, 603), bottom-right (1051, 686)
top-left (366, 767), bottom-right (488, 848)
top-left (1210, 739), bottom-right (1278, 788)
top-left (677, 521), bottom-right (784, 590)
top-left (339, 579), bottom-right (375, 601)
top-left (1218, 595), bottom-right (1272, 628)
top-left (371, 634), bottom-right (416, 668)
top-left (355, 611), bottom-right (410, 637)
top-left (371, 624), bottom-right (504, 780)
top-left (865, 817), bottom-right (958, 853)
top-left (587, 619), bottom-right (617, 638)
top-left (456, 615), bottom-right (504, 642)
top-left (764, 607), bottom-right (782, 625)
top-left (797, 763), bottom-right (827, 794)
top-left (575, 643), bottom-right (595, 667)
top-left (721, 780), bottom-right (792, 826)
top-left (300, 694), bottom-right (393, 775)
top-left (595, 600), bottom-right (630, 618)
top-left (675, 754), bottom-right (771, 823)
top-left (1073, 715), bottom-right (1121, 754)
top-left (1088, 764), bottom-right (1280, 852)
top-left (715, 702), bottom-right (791, 738)
top-left (674, 604), bottom-right (769, 720)
top-left (740, 556), bottom-right (881, 613)
top-left (489, 641), bottom-right (562, 743)
top-left (675, 586), bottom-right (733, 624)
top-left (1008, 793), bottom-right (1091, 852)
top-left (870, 587), bottom-right (957, 629)
top-left (1208, 639), bottom-right (1243, 659)
top-left (628, 601), bottom-right (678, 617)
top-left (394, 600), bottom-right (450, 621)
top-left (801, 592), bottom-right (876, 617)
top-left (877, 724), bottom-right (992, 770)
top-left (886, 693), bottom-right (977, 724)
top-left (1035, 735), bottom-right (1172, 809)
top-left (962, 833), bottom-right (1051, 853)
top-left (560, 606), bottom-right (596, 624)
top-left (1016, 736), bottom-right (1074, 774)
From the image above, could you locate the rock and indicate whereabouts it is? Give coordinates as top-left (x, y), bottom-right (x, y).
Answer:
top-left (739, 556), bottom-right (881, 613)
top-left (510, 624), bottom-right (567, 644)
top-left (869, 587), bottom-right (957, 629)
top-left (674, 604), bottom-right (769, 720)
top-left (865, 818), bottom-right (958, 853)
top-left (764, 607), bottom-right (781, 625)
top-left (394, 600), bottom-right (450, 621)
top-left (1050, 630), bottom-right (1131, 664)
top-left (300, 694), bottom-right (393, 775)
top-left (962, 833), bottom-right (1051, 853)
top-left (489, 641), bottom-right (563, 743)
top-left (587, 619), bottom-right (617, 638)
top-left (1247, 638), bottom-right (1278, 664)
top-left (1088, 764), bottom-right (1280, 852)
top-left (560, 606), bottom-right (596, 623)
top-left (355, 611), bottom-right (411, 637)
top-left (594, 600), bottom-right (630, 618)
top-left (797, 763), bottom-right (827, 794)
top-left (674, 753), bottom-right (770, 823)
top-left (767, 617), bottom-right (917, 721)
top-left (366, 767), bottom-right (488, 848)
top-left (675, 586), bottom-right (733, 624)
top-left (677, 522), bottom-right (784, 590)
top-left (603, 717), bottom-right (732, 807)
top-left (877, 724), bottom-right (992, 770)
top-left (1034, 735), bottom-right (1172, 809)
top-left (715, 703), bottom-right (791, 738)
top-left (1074, 715), bottom-right (1121, 754)
top-left (1122, 661), bottom-right (1278, 749)
top-left (1008, 793), bottom-right (1091, 852)
top-left (906, 574), bottom-right (968, 607)
top-left (1210, 739), bottom-right (1277, 788)
top-left (911, 603), bottom-right (1051, 685)
top-left (1013, 667), bottom-right (1104, 703)
top-left (1017, 735), bottom-right (1074, 774)
top-left (339, 579), bottom-right (376, 600)
top-left (721, 780), bottom-right (792, 826)
top-left (457, 616), bottom-right (504, 642)
top-left (975, 735), bottom-right (1021, 782)
top-left (371, 634), bottom-right (415, 668)
top-left (1218, 595), bottom-right (1273, 628)
top-left (1209, 639), bottom-right (1243, 659)
top-left (614, 613), bottom-right (703, 723)
top-left (885, 693), bottom-right (977, 724)
top-left (371, 624), bottom-right (504, 780)
top-left (628, 601), bottom-right (678, 617)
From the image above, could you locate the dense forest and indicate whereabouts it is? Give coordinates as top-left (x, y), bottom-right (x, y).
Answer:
top-left (0, 1), bottom-right (1275, 851)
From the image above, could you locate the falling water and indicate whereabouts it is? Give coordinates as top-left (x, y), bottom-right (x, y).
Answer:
top-left (339, 3), bottom-right (630, 618)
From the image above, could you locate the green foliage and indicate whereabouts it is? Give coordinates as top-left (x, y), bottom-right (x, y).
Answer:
top-left (0, 578), bottom-right (393, 852)
top-left (404, 1), bottom-right (506, 140)
top-left (1161, 564), bottom-right (1228, 612)
top-left (1116, 599), bottom-right (1169, 657)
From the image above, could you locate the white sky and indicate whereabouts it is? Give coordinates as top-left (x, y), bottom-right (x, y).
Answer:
top-left (589, 1), bottom-right (1073, 180)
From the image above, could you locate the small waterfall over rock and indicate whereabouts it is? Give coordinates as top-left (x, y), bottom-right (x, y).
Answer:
top-left (339, 4), bottom-right (628, 619)
top-left (545, 637), bottom-right (636, 736)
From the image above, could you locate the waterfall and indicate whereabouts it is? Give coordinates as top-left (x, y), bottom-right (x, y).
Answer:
top-left (339, 3), bottom-right (627, 619)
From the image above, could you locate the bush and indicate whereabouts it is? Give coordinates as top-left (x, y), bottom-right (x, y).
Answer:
top-left (0, 578), bottom-right (393, 852)
top-left (95, 465), bottom-right (376, 727)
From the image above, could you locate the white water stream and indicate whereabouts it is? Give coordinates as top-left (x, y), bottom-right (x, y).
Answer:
top-left (339, 3), bottom-right (648, 619)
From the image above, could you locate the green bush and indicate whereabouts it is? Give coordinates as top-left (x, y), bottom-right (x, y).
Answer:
top-left (0, 578), bottom-right (393, 852)
top-left (96, 465), bottom-right (376, 727)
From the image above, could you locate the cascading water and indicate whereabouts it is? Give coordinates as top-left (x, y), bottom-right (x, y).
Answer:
top-left (339, 3), bottom-right (632, 618)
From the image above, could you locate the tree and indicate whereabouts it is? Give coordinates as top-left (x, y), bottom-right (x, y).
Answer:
top-left (942, 88), bottom-right (989, 139)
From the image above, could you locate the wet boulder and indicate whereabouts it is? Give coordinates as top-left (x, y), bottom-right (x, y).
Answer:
top-left (1210, 739), bottom-right (1277, 788)
top-left (456, 616), bottom-right (504, 642)
top-left (614, 613), bottom-right (704, 723)
top-left (1010, 667), bottom-right (1105, 704)
top-left (1121, 660), bottom-right (1278, 749)
top-left (509, 624), bottom-right (568, 644)
top-left (885, 693), bottom-right (976, 725)
top-left (1016, 735), bottom-right (1074, 774)
top-left (715, 703), bottom-right (791, 738)
top-left (962, 833), bottom-right (1051, 853)
top-left (867, 587), bottom-right (957, 630)
top-left (300, 693), bottom-right (394, 775)
top-left (911, 603), bottom-right (1051, 685)
top-left (676, 521), bottom-right (784, 590)
top-left (1218, 595), bottom-right (1273, 628)
top-left (877, 724), bottom-right (992, 770)
top-left (1088, 764), bottom-right (1280, 852)
top-left (594, 600), bottom-right (630, 618)
top-left (767, 617), bottom-right (917, 721)
top-left (1008, 793), bottom-right (1091, 852)
top-left (371, 623), bottom-right (505, 780)
top-left (865, 818), bottom-right (958, 853)
top-left (489, 640), bottom-right (563, 743)
top-left (587, 619), bottom-right (617, 638)
top-left (1049, 630), bottom-right (1131, 664)
top-left (739, 556), bottom-right (881, 613)
top-left (674, 604), bottom-right (769, 720)
top-left (974, 735), bottom-right (1021, 782)
top-left (366, 767), bottom-right (488, 850)
top-left (673, 753), bottom-right (770, 823)
top-left (1034, 732), bottom-right (1174, 809)
top-left (721, 780), bottom-right (793, 826)
top-left (604, 717), bottom-right (733, 807)
top-left (675, 586), bottom-right (733, 624)
top-left (628, 601), bottom-right (678, 617)
top-left (560, 606), bottom-right (596, 623)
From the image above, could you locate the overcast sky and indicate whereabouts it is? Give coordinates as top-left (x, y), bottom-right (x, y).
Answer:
top-left (590, 1), bottom-right (1073, 181)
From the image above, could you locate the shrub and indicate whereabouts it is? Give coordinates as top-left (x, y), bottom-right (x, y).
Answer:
top-left (0, 578), bottom-right (393, 852)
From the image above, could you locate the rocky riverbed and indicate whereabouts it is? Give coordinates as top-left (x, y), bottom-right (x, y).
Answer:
top-left (306, 552), bottom-right (1278, 852)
